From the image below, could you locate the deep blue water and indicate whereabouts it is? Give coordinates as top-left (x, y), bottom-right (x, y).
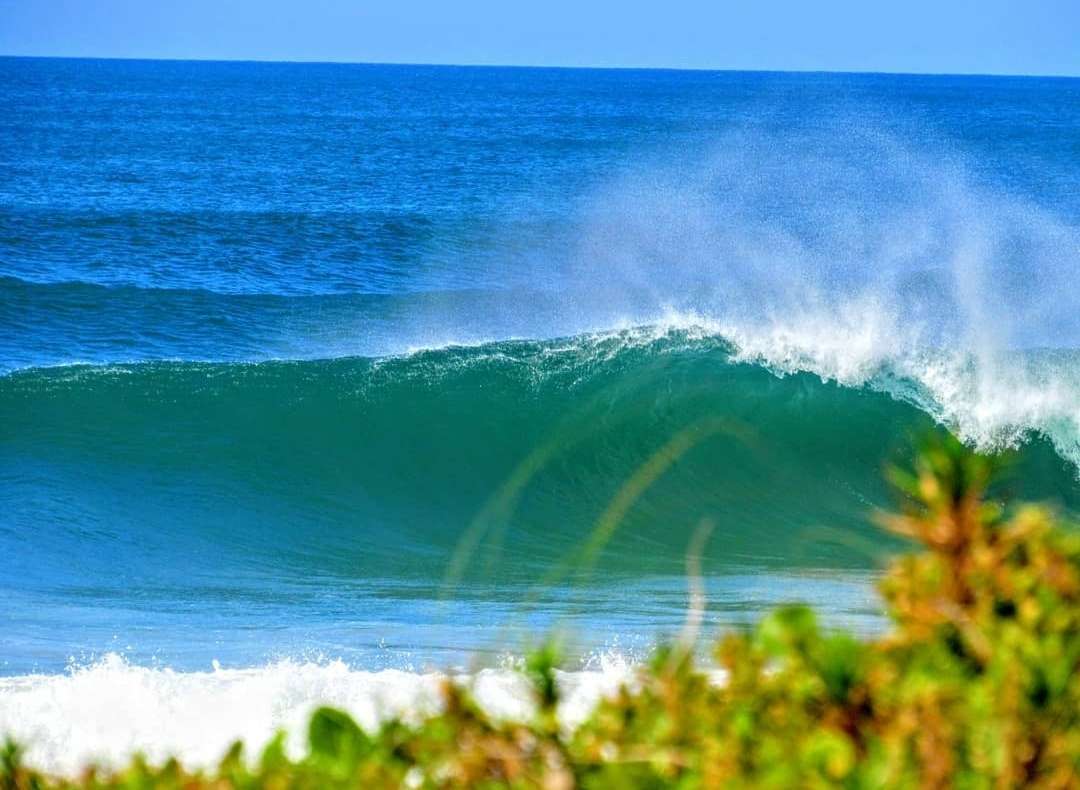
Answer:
top-left (2, 58), bottom-right (1080, 679)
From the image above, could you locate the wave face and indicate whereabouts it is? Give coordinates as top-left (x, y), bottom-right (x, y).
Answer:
top-left (1, 330), bottom-right (921, 577)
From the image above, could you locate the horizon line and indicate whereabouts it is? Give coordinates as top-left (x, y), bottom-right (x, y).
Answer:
top-left (1, 53), bottom-right (1078, 81)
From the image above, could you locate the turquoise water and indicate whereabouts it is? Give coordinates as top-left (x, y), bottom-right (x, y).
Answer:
top-left (2, 59), bottom-right (1080, 682)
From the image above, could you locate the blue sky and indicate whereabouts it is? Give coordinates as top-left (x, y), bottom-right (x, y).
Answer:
top-left (1, 0), bottom-right (1078, 76)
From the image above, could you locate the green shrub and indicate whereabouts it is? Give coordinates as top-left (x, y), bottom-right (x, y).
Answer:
top-left (4, 437), bottom-right (1079, 788)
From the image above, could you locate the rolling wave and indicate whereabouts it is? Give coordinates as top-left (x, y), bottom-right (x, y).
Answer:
top-left (3, 326), bottom-right (1077, 585)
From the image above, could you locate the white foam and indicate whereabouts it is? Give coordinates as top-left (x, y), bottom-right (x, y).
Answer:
top-left (713, 306), bottom-right (1080, 471)
top-left (0, 653), bottom-right (634, 777)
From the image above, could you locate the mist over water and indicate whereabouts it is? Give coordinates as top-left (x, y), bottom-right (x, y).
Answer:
top-left (2, 59), bottom-right (1079, 772)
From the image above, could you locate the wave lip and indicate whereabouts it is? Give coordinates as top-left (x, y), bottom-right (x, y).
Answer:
top-left (704, 307), bottom-right (1080, 472)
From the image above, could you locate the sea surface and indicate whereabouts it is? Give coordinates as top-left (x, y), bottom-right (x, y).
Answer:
top-left (2, 58), bottom-right (1079, 772)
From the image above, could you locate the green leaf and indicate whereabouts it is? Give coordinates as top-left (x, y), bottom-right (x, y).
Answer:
top-left (308, 706), bottom-right (368, 762)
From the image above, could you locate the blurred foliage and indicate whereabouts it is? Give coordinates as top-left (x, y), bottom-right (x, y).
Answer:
top-left (4, 436), bottom-right (1080, 788)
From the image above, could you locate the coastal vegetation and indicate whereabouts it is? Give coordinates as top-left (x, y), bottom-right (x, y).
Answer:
top-left (4, 437), bottom-right (1079, 788)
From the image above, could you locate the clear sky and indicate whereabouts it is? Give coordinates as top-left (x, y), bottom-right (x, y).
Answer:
top-left (1, 0), bottom-right (1078, 77)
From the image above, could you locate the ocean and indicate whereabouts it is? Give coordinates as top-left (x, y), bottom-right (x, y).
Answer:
top-left (1, 57), bottom-right (1078, 771)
